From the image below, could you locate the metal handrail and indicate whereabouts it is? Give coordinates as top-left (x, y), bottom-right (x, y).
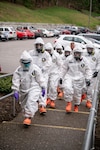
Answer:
top-left (0, 73), bottom-right (16, 116)
top-left (0, 92), bottom-right (13, 101)
top-left (0, 73), bottom-right (13, 78)
top-left (82, 71), bottom-right (100, 150)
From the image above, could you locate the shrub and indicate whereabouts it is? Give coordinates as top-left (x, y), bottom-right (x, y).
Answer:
top-left (0, 76), bottom-right (12, 94)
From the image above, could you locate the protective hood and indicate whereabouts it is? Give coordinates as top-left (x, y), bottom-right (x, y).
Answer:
top-left (64, 46), bottom-right (71, 52)
top-left (86, 43), bottom-right (94, 49)
top-left (55, 43), bottom-right (62, 49)
top-left (44, 42), bottom-right (53, 54)
top-left (73, 46), bottom-right (83, 53)
top-left (20, 50), bottom-right (32, 63)
top-left (73, 46), bottom-right (83, 61)
top-left (34, 37), bottom-right (44, 45)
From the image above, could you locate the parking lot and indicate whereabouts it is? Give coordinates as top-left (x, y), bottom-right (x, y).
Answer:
top-left (0, 38), bottom-right (55, 73)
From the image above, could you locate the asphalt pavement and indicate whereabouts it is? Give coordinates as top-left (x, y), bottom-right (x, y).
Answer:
top-left (0, 38), bottom-right (54, 74)
top-left (0, 99), bottom-right (90, 150)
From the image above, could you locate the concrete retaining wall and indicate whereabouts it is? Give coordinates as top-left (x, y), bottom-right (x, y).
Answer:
top-left (0, 22), bottom-right (67, 29)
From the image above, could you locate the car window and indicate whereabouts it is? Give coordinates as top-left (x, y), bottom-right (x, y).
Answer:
top-left (5, 28), bottom-right (9, 31)
top-left (10, 28), bottom-right (14, 31)
top-left (74, 37), bottom-right (86, 44)
top-left (63, 36), bottom-right (73, 41)
top-left (31, 26), bottom-right (36, 30)
top-left (0, 28), bottom-right (3, 31)
top-left (23, 27), bottom-right (28, 29)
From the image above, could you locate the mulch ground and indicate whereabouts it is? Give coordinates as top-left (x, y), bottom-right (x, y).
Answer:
top-left (0, 93), bottom-right (21, 123)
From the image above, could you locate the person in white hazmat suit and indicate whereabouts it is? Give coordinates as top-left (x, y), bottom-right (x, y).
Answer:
top-left (55, 43), bottom-right (64, 57)
top-left (62, 45), bottom-right (72, 61)
top-left (57, 45), bottom-right (72, 99)
top-left (29, 37), bottom-right (52, 114)
top-left (83, 43), bottom-right (100, 108)
top-left (54, 43), bottom-right (64, 99)
top-left (12, 50), bottom-right (46, 126)
top-left (59, 46), bottom-right (92, 112)
top-left (45, 42), bottom-right (63, 108)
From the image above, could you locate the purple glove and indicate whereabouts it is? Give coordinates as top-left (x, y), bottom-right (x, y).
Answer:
top-left (42, 88), bottom-right (45, 97)
top-left (14, 91), bottom-right (19, 100)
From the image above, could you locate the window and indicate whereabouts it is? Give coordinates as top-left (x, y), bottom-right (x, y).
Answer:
top-left (5, 28), bottom-right (9, 31)
top-left (63, 36), bottom-right (73, 41)
top-left (74, 37), bottom-right (86, 44)
top-left (0, 28), bottom-right (3, 31)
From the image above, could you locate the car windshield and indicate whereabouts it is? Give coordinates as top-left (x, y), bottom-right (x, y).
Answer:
top-left (79, 36), bottom-right (92, 43)
top-left (86, 37), bottom-right (100, 45)
top-left (63, 36), bottom-right (73, 41)
top-left (11, 28), bottom-right (14, 31)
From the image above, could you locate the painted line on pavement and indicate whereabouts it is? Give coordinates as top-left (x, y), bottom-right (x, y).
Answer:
top-left (47, 108), bottom-right (89, 115)
top-left (33, 123), bottom-right (86, 131)
top-left (2, 121), bottom-right (86, 131)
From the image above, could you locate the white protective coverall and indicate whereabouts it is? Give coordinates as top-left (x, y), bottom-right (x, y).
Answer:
top-left (84, 44), bottom-right (100, 102)
top-left (61, 47), bottom-right (92, 105)
top-left (55, 43), bottom-right (64, 58)
top-left (45, 43), bottom-right (63, 101)
top-left (29, 37), bottom-right (52, 107)
top-left (12, 51), bottom-right (46, 118)
top-left (62, 45), bottom-right (72, 62)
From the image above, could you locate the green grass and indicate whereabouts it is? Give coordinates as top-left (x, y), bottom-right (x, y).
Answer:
top-left (0, 1), bottom-right (100, 29)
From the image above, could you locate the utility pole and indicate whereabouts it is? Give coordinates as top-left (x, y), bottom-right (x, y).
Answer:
top-left (88, 0), bottom-right (92, 28)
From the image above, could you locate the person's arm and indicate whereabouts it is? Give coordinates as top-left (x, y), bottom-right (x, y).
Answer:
top-left (33, 65), bottom-right (46, 89)
top-left (84, 57), bottom-right (92, 81)
top-left (42, 52), bottom-right (52, 73)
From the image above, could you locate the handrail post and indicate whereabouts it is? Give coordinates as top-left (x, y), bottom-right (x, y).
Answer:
top-left (13, 97), bottom-right (16, 117)
top-left (82, 71), bottom-right (100, 150)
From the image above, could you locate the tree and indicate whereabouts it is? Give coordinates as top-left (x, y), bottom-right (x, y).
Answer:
top-left (2, 0), bottom-right (100, 13)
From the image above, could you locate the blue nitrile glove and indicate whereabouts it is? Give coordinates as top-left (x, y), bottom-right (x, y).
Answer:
top-left (14, 91), bottom-right (19, 100)
top-left (59, 78), bottom-right (62, 84)
top-left (42, 88), bottom-right (45, 97)
top-left (86, 80), bottom-right (91, 86)
top-left (92, 71), bottom-right (98, 78)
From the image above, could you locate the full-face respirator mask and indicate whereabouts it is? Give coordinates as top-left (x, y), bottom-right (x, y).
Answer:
top-left (21, 60), bottom-right (31, 71)
top-left (35, 43), bottom-right (44, 53)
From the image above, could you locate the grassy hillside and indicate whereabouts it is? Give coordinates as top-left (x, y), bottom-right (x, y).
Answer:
top-left (0, 1), bottom-right (100, 29)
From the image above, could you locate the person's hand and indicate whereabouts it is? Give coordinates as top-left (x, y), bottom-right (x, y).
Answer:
top-left (14, 91), bottom-right (19, 100)
top-left (59, 78), bottom-right (62, 84)
top-left (42, 88), bottom-right (45, 97)
top-left (93, 71), bottom-right (98, 78)
top-left (86, 80), bottom-right (91, 86)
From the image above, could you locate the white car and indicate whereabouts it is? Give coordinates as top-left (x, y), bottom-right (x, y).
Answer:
top-left (78, 33), bottom-right (100, 41)
top-left (48, 29), bottom-right (60, 37)
top-left (0, 26), bottom-right (17, 40)
top-left (53, 34), bottom-right (100, 51)
top-left (38, 28), bottom-right (54, 37)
